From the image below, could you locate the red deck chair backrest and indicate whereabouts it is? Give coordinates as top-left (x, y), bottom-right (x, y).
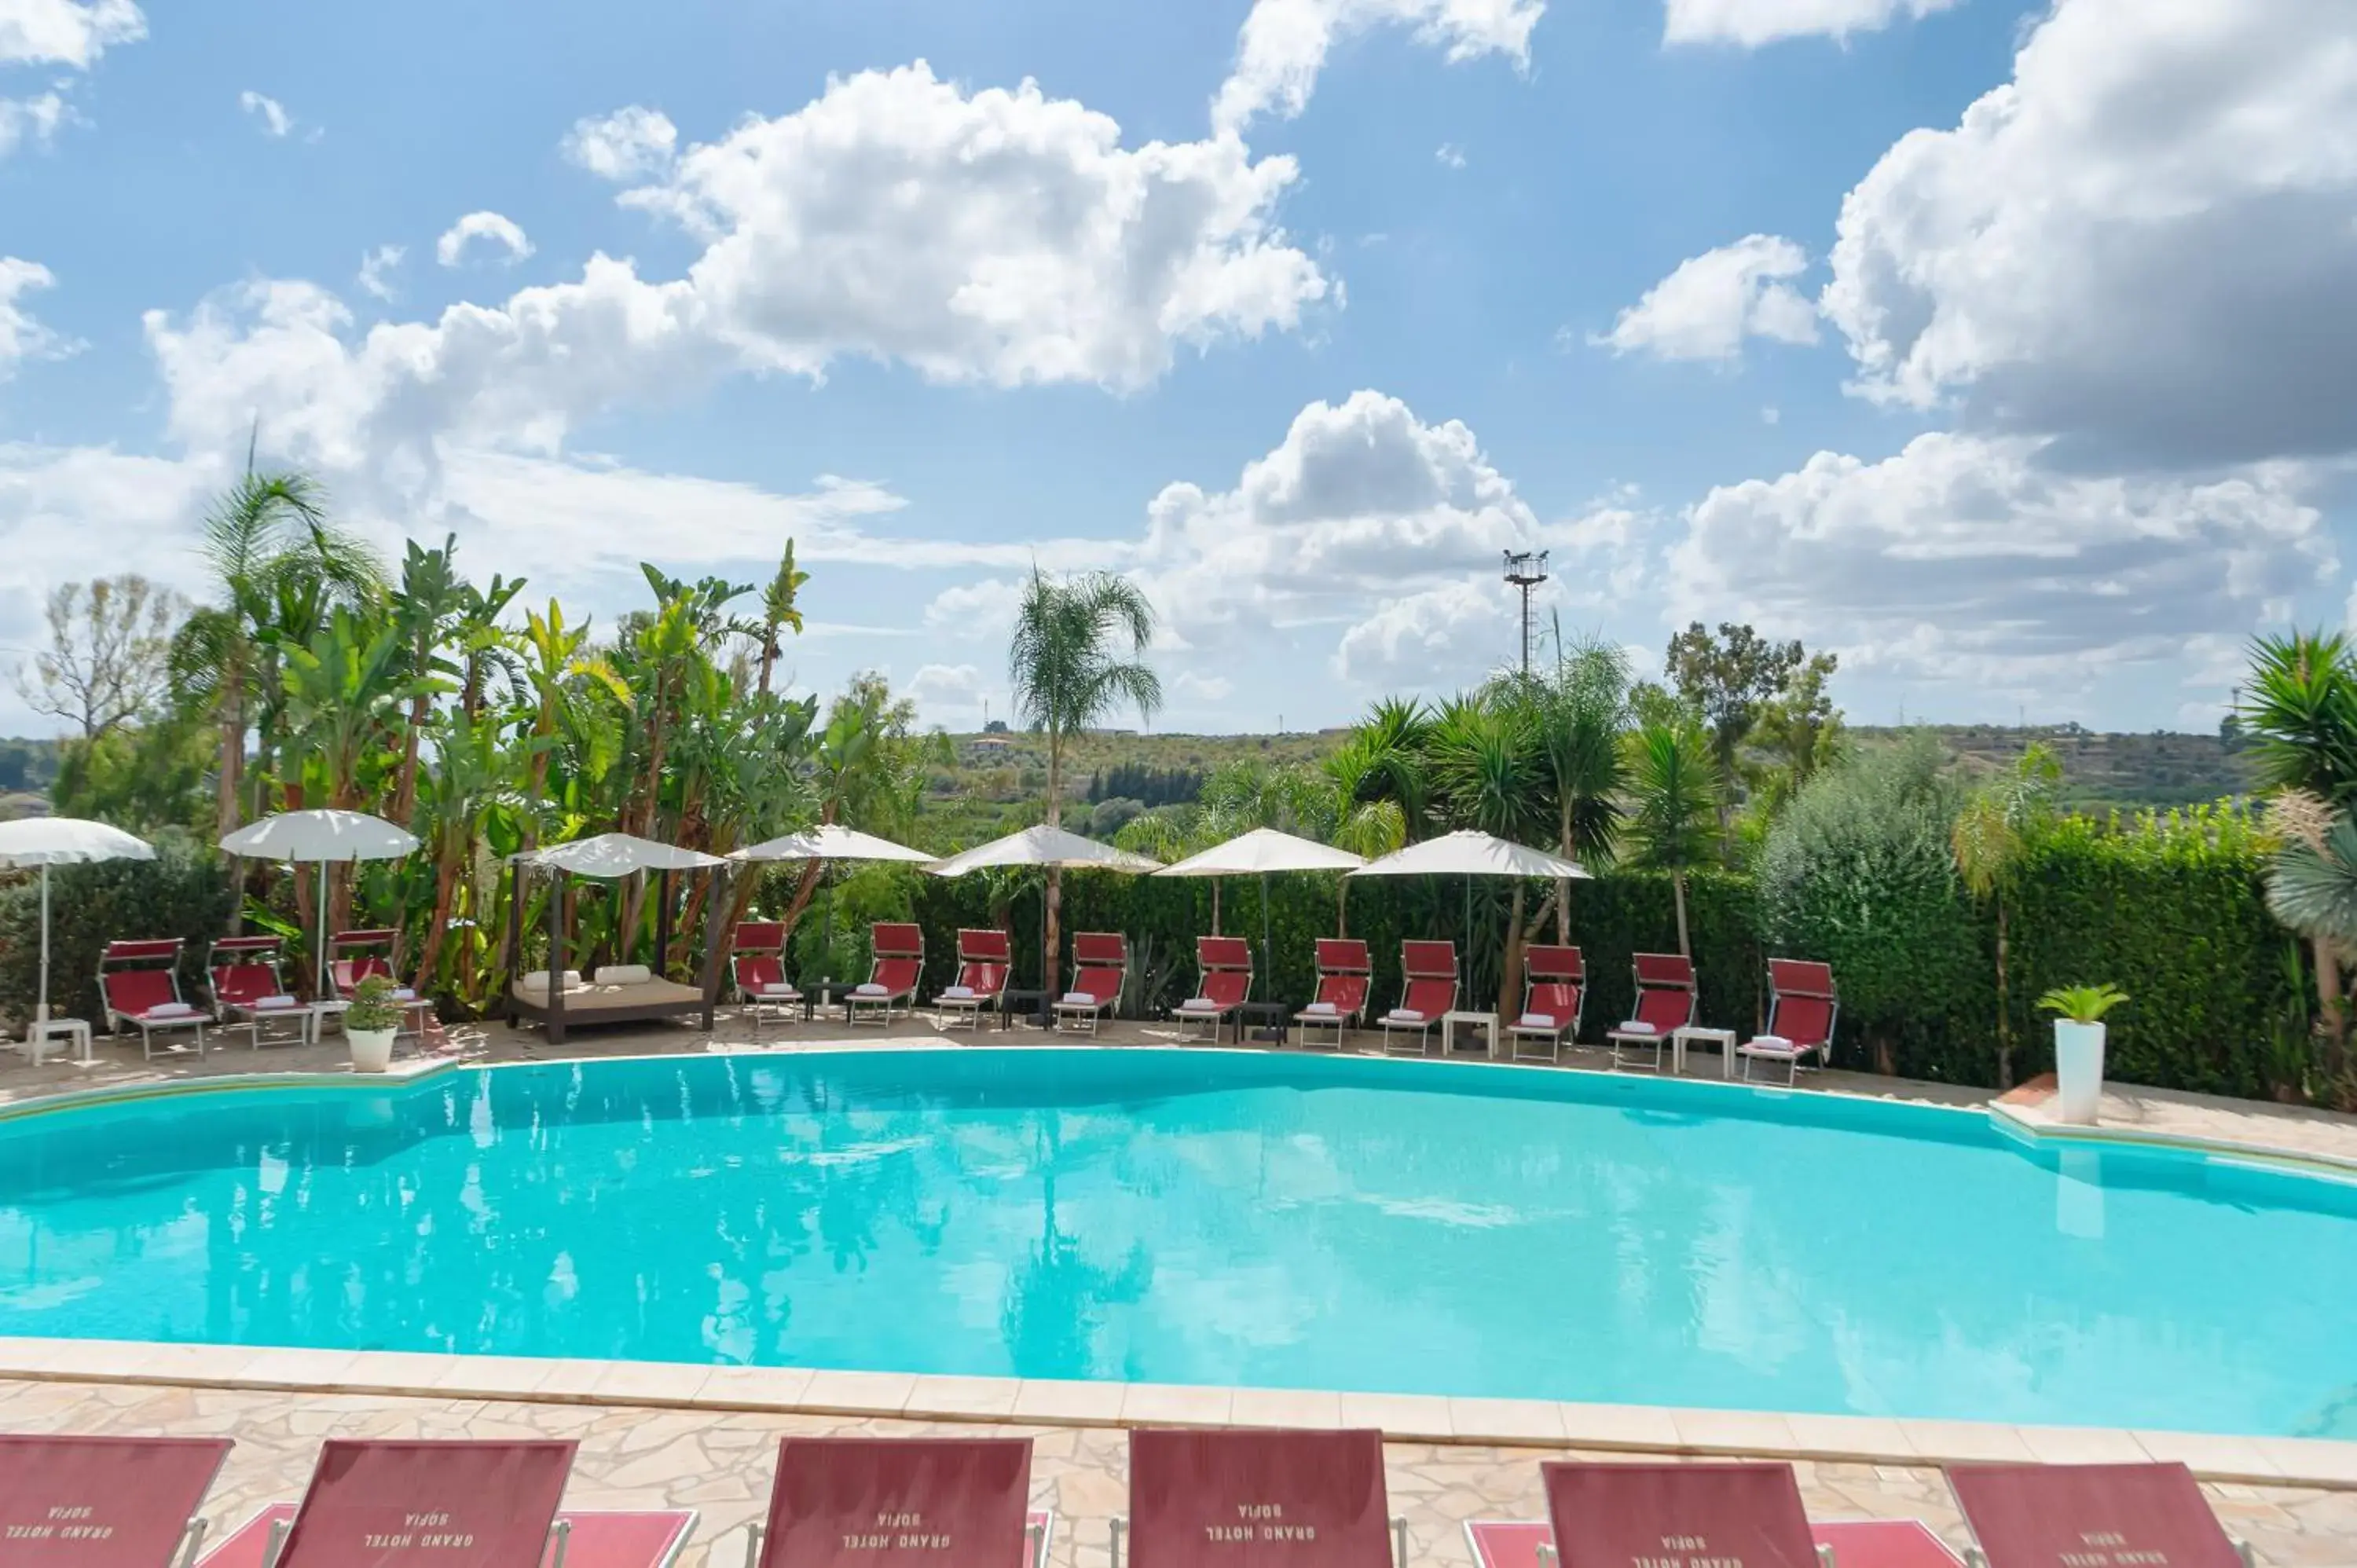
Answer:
top-left (210, 936), bottom-right (284, 1007)
top-left (868, 923), bottom-right (924, 996)
top-left (1196, 936), bottom-right (1253, 1009)
top-left (0, 1434), bottom-right (232, 1568)
top-left (1521, 944), bottom-right (1584, 1026)
top-left (1128, 1428), bottom-right (1390, 1568)
top-left (1398, 940), bottom-right (1457, 1017)
top-left (328, 929), bottom-right (398, 997)
top-left (1543, 1461), bottom-right (1816, 1568)
top-left (1070, 932), bottom-right (1127, 1001)
top-left (101, 940), bottom-right (183, 1017)
top-left (735, 921), bottom-right (787, 994)
top-left (759, 1437), bottom-right (1034, 1568)
top-left (1766, 958), bottom-right (1837, 1050)
top-left (955, 928), bottom-right (1013, 997)
top-left (1629, 951), bottom-right (1697, 1032)
top-left (276, 1439), bottom-right (577, 1568)
top-left (1311, 938), bottom-right (1372, 1018)
top-left (1948, 1463), bottom-right (2241, 1568)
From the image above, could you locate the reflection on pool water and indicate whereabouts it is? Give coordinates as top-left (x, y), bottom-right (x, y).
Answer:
top-left (0, 1048), bottom-right (2351, 1438)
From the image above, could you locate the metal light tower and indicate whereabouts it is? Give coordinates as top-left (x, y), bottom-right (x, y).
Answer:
top-left (1501, 549), bottom-right (1550, 676)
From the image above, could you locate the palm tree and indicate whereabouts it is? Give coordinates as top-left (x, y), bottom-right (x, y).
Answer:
top-left (1428, 698), bottom-right (1552, 1014)
top-left (1494, 629), bottom-right (1629, 941)
top-left (2240, 630), bottom-right (2357, 1050)
top-left (749, 540), bottom-right (809, 699)
top-left (1007, 570), bottom-right (1161, 985)
top-left (1622, 720), bottom-right (1717, 957)
top-left (1951, 743), bottom-right (2061, 1087)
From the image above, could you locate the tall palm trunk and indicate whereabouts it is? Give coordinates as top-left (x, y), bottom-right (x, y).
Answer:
top-left (214, 683), bottom-right (245, 839)
top-left (413, 841), bottom-right (464, 991)
top-left (1670, 871), bottom-right (1691, 958)
top-left (1497, 881), bottom-right (1527, 1020)
top-left (2315, 935), bottom-right (2347, 1072)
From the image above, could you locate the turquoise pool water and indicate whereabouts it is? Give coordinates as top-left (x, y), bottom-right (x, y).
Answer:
top-left (0, 1048), bottom-right (2352, 1438)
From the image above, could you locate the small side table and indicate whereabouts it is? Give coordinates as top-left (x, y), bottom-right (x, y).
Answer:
top-left (1442, 1009), bottom-right (1500, 1058)
top-left (1671, 1024), bottom-right (1739, 1077)
top-left (1233, 1001), bottom-right (1288, 1047)
top-left (998, 988), bottom-right (1050, 1031)
top-left (23, 1017), bottom-right (93, 1066)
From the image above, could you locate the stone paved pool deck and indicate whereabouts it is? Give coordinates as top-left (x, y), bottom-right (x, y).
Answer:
top-left (5, 1008), bottom-right (2357, 1559)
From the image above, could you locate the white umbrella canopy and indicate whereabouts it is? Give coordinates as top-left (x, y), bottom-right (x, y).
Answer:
top-left (222, 809), bottom-right (423, 998)
top-left (733, 824), bottom-right (934, 864)
top-left (1154, 827), bottom-right (1366, 877)
top-left (1350, 828), bottom-right (1589, 881)
top-left (522, 833), bottom-right (726, 877)
top-left (928, 824), bottom-right (1162, 878)
top-left (0, 817), bottom-right (155, 1024)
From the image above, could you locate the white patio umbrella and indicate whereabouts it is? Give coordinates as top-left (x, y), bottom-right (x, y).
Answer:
top-left (521, 832), bottom-right (725, 877)
top-left (1352, 830), bottom-right (1590, 1025)
top-left (0, 817), bottom-right (154, 1024)
top-left (221, 808), bottom-right (422, 997)
top-left (732, 823), bottom-right (934, 864)
top-left (1155, 827), bottom-right (1365, 978)
top-left (926, 824), bottom-right (1162, 878)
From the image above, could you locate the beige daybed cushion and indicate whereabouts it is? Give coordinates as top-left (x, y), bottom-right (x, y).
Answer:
top-left (546, 977), bottom-right (705, 1014)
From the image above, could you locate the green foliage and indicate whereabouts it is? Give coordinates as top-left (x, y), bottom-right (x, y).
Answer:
top-left (2036, 983), bottom-right (2128, 1024)
top-left (344, 973), bottom-right (405, 1031)
top-left (2264, 812), bottom-right (2357, 943)
top-left (0, 836), bottom-right (236, 1026)
top-left (2238, 630), bottom-right (2357, 803)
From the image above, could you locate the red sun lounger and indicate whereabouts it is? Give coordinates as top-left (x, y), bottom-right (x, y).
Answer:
top-left (1053, 932), bottom-right (1129, 1035)
top-left (1948, 1462), bottom-right (2249, 1568)
top-left (1296, 938), bottom-right (1372, 1048)
top-left (99, 938), bottom-right (209, 1058)
top-left (242, 1438), bottom-right (580, 1568)
top-left (328, 929), bottom-right (435, 1041)
top-left (1174, 935), bottom-right (1255, 1043)
top-left (1606, 952), bottom-right (1696, 1072)
top-left (0, 1434), bottom-right (233, 1568)
top-left (1380, 941), bottom-right (1459, 1057)
top-left (1539, 1461), bottom-right (1819, 1568)
top-left (208, 934), bottom-right (312, 1049)
top-left (1739, 958), bottom-right (1841, 1085)
top-left (749, 1436), bottom-right (1049, 1568)
top-left (849, 923), bottom-right (925, 1027)
top-left (1507, 945), bottom-right (1585, 1064)
top-left (200, 1504), bottom-right (696, 1568)
top-left (936, 927), bottom-right (1013, 1031)
top-left (1115, 1427), bottom-right (1405, 1568)
top-left (732, 921), bottom-right (801, 1034)
top-left (1467, 1516), bottom-right (1960, 1568)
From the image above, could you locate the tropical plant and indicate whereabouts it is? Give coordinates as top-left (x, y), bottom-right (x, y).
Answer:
top-left (2239, 630), bottom-right (2357, 1057)
top-left (1006, 569), bottom-right (1161, 980)
top-left (344, 973), bottom-right (405, 1033)
top-left (1622, 719), bottom-right (1717, 957)
top-left (2036, 984), bottom-right (2128, 1025)
top-left (1951, 742), bottom-right (2062, 1086)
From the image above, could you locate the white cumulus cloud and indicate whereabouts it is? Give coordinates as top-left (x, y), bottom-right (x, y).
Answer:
top-left (0, 90), bottom-right (63, 158)
top-left (0, 0), bottom-right (144, 68)
top-left (435, 211), bottom-right (533, 268)
top-left (1212, 0), bottom-right (1544, 133)
top-left (1599, 234), bottom-right (1817, 361)
top-left (0, 257), bottom-right (66, 378)
top-left (907, 662), bottom-right (995, 727)
top-left (238, 89), bottom-right (291, 137)
top-left (1662, 0), bottom-right (1959, 48)
top-left (563, 105), bottom-right (677, 181)
top-left (355, 244), bottom-right (403, 302)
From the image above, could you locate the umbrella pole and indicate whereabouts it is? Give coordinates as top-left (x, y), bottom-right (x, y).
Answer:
top-left (316, 859), bottom-right (331, 999)
top-left (1260, 870), bottom-right (1272, 1003)
top-left (35, 863), bottom-right (49, 1024)
top-left (1211, 880), bottom-right (1221, 936)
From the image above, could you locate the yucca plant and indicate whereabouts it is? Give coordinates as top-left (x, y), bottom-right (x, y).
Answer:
top-left (2035, 984), bottom-right (2129, 1025)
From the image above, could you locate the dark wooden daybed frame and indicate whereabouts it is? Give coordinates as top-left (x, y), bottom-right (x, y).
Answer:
top-left (502, 859), bottom-right (729, 1046)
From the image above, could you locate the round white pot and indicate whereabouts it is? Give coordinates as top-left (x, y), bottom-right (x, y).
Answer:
top-left (2053, 1019), bottom-right (2106, 1124)
top-left (347, 1026), bottom-right (398, 1075)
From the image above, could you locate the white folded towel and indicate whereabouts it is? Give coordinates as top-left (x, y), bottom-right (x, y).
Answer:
top-left (1178, 996), bottom-right (1218, 1011)
top-left (1616, 1020), bottom-right (1656, 1034)
top-left (1061, 991), bottom-right (1097, 1006)
top-left (145, 1002), bottom-right (196, 1018)
top-left (760, 982), bottom-right (801, 998)
top-left (1302, 1001), bottom-right (1337, 1016)
top-left (853, 982), bottom-right (888, 996)
top-left (1747, 1034), bottom-right (1794, 1053)
top-left (258, 994), bottom-right (299, 1009)
top-left (941, 985), bottom-right (977, 1000)
top-left (1385, 1008), bottom-right (1425, 1024)
top-left (390, 986), bottom-right (417, 1001)
top-left (1517, 1012), bottom-right (1551, 1028)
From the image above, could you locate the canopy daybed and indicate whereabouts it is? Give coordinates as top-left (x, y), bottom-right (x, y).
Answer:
top-left (503, 833), bottom-right (729, 1046)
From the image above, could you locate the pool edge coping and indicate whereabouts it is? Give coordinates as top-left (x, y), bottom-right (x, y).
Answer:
top-left (2, 1338), bottom-right (2352, 1491)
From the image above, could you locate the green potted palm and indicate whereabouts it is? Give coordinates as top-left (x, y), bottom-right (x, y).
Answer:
top-left (343, 973), bottom-right (403, 1074)
top-left (2037, 984), bottom-right (2128, 1123)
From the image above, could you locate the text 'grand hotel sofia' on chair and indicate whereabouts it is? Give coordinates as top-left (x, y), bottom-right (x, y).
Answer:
top-left (1297, 936), bottom-right (1373, 1047)
top-left (1113, 1427), bottom-right (1406, 1568)
top-left (1947, 1461), bottom-right (2255, 1568)
top-left (746, 1435), bottom-right (1050, 1568)
top-left (935, 926), bottom-right (1013, 1030)
top-left (0, 1433), bottom-right (233, 1568)
top-left (1607, 952), bottom-right (1697, 1071)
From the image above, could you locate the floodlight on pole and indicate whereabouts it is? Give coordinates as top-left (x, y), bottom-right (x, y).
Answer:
top-left (1502, 548), bottom-right (1550, 676)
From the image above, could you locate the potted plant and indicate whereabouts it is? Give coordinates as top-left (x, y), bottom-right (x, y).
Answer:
top-left (343, 973), bottom-right (403, 1074)
top-left (2036, 983), bottom-right (2128, 1123)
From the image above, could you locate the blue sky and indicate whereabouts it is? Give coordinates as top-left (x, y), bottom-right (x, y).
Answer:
top-left (3, 0), bottom-right (2352, 735)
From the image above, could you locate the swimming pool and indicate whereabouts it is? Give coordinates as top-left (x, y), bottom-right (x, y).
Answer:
top-left (0, 1048), bottom-right (2351, 1438)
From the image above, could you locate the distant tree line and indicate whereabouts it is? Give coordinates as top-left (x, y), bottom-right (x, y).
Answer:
top-left (1086, 763), bottom-right (1204, 808)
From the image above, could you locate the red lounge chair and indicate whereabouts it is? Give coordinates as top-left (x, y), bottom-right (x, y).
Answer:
top-left (1468, 1516), bottom-right (1960, 1568)
top-left (732, 921), bottom-right (801, 1034)
top-left (328, 929), bottom-right (433, 1040)
top-left (1507, 945), bottom-right (1585, 1064)
top-left (0, 1434), bottom-right (232, 1568)
top-left (1607, 952), bottom-right (1696, 1071)
top-left (1053, 932), bottom-right (1128, 1035)
top-left (1116, 1427), bottom-right (1403, 1568)
top-left (229, 1439), bottom-right (580, 1568)
top-left (98, 939), bottom-right (209, 1058)
top-left (749, 1436), bottom-right (1049, 1568)
top-left (208, 935), bottom-right (312, 1049)
top-left (200, 1503), bottom-right (696, 1568)
top-left (1174, 935), bottom-right (1254, 1042)
top-left (1296, 938), bottom-right (1372, 1049)
top-left (1739, 959), bottom-right (1841, 1085)
top-left (1380, 940), bottom-right (1459, 1056)
top-left (1948, 1463), bottom-right (2249, 1568)
top-left (936, 928), bottom-right (1013, 1031)
top-left (1542, 1460), bottom-right (1817, 1568)
top-left (849, 922), bottom-right (925, 1027)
